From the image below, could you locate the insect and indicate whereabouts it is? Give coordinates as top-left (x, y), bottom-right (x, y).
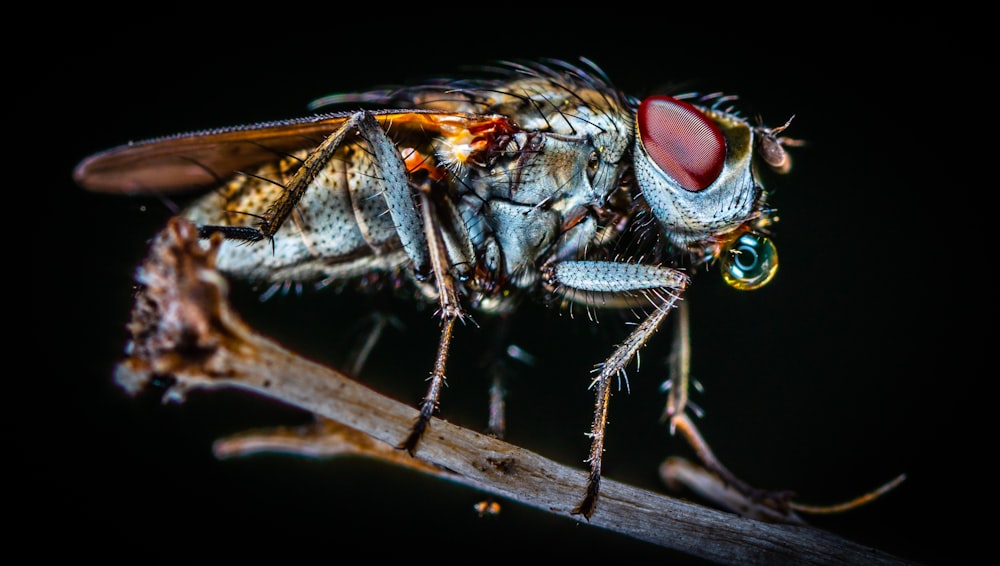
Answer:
top-left (73, 57), bottom-right (797, 519)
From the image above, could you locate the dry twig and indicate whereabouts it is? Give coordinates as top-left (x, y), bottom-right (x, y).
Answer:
top-left (113, 216), bottom-right (915, 565)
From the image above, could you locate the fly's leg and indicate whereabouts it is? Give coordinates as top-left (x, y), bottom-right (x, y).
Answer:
top-left (471, 315), bottom-right (524, 518)
top-left (663, 300), bottom-right (694, 422)
top-left (662, 301), bottom-right (796, 514)
top-left (346, 312), bottom-right (405, 378)
top-left (477, 314), bottom-right (523, 439)
top-left (399, 188), bottom-right (468, 454)
top-left (486, 368), bottom-right (507, 439)
top-left (335, 118), bottom-right (465, 456)
top-left (484, 342), bottom-right (533, 440)
top-left (543, 260), bottom-right (690, 519)
top-left (661, 300), bottom-right (904, 521)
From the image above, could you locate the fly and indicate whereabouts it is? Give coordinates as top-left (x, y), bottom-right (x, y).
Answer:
top-left (74, 57), bottom-right (799, 519)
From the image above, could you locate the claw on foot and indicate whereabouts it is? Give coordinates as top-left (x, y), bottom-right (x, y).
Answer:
top-left (571, 472), bottom-right (602, 520)
top-left (399, 413), bottom-right (430, 456)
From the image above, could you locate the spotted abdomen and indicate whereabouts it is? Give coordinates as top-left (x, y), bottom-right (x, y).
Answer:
top-left (182, 144), bottom-right (409, 284)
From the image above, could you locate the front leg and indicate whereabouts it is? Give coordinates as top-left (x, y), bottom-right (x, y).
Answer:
top-left (661, 301), bottom-right (798, 517)
top-left (543, 260), bottom-right (690, 519)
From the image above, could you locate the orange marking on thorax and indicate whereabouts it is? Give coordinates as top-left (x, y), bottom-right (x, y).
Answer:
top-left (379, 113), bottom-right (517, 164)
top-left (401, 147), bottom-right (446, 181)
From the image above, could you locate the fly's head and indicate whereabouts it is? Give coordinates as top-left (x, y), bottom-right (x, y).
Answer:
top-left (632, 95), bottom-right (796, 290)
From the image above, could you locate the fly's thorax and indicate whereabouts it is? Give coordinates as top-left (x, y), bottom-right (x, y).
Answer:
top-left (534, 90), bottom-right (632, 212)
top-left (485, 78), bottom-right (632, 202)
top-left (480, 199), bottom-right (559, 288)
top-left (484, 78), bottom-right (627, 132)
top-left (456, 128), bottom-right (631, 292)
top-left (457, 106), bottom-right (635, 303)
top-left (457, 190), bottom-right (561, 294)
top-left (501, 133), bottom-right (606, 209)
top-left (633, 96), bottom-right (764, 253)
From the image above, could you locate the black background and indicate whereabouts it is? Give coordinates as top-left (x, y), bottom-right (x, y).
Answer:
top-left (35, 17), bottom-right (977, 564)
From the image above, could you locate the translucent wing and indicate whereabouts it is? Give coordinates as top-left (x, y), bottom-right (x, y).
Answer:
top-left (74, 110), bottom-right (510, 194)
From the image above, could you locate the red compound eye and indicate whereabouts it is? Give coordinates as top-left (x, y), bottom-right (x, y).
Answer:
top-left (638, 95), bottom-right (725, 191)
